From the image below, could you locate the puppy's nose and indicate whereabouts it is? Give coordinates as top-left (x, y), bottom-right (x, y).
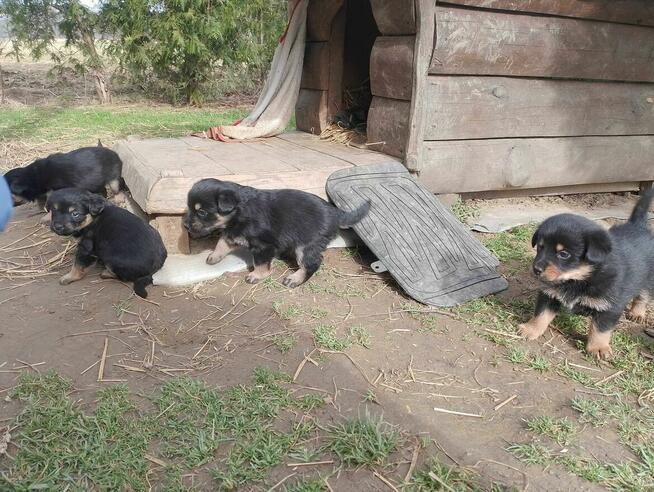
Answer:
top-left (52, 223), bottom-right (64, 234)
top-left (533, 263), bottom-right (544, 276)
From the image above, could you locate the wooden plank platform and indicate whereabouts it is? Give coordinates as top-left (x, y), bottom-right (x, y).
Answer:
top-left (115, 131), bottom-right (398, 215)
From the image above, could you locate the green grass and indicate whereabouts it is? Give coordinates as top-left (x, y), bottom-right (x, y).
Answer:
top-left (272, 301), bottom-right (303, 321)
top-left (406, 457), bottom-right (500, 491)
top-left (482, 225), bottom-right (536, 264)
top-left (525, 416), bottom-right (576, 445)
top-left (282, 478), bottom-right (328, 492)
top-left (348, 325), bottom-right (372, 348)
top-left (450, 197), bottom-right (480, 224)
top-left (0, 106), bottom-right (248, 167)
top-left (324, 416), bottom-right (397, 466)
top-left (273, 333), bottom-right (298, 354)
top-left (313, 325), bottom-right (351, 351)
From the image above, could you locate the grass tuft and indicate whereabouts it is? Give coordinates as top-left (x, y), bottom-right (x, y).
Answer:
top-left (324, 416), bottom-right (397, 467)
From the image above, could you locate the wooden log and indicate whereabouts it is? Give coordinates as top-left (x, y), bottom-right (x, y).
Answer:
top-left (307, 0), bottom-right (345, 41)
top-left (327, 5), bottom-right (346, 117)
top-left (370, 0), bottom-right (416, 35)
top-left (429, 6), bottom-right (654, 82)
top-left (424, 76), bottom-right (654, 140)
top-left (295, 89), bottom-right (328, 134)
top-left (370, 36), bottom-right (414, 101)
top-left (419, 136), bottom-right (654, 194)
top-left (151, 216), bottom-right (190, 255)
top-left (439, 0), bottom-right (654, 27)
top-left (405, 0), bottom-right (435, 171)
top-left (367, 97), bottom-right (411, 158)
top-left (301, 42), bottom-right (329, 90)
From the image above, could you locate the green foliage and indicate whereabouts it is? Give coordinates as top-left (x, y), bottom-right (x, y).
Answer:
top-left (103, 0), bottom-right (286, 104)
top-left (1, 0), bottom-right (110, 101)
top-left (324, 416), bottom-right (398, 466)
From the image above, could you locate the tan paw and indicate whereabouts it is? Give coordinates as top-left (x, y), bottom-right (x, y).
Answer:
top-left (245, 272), bottom-right (263, 284)
top-left (518, 322), bottom-right (545, 341)
top-left (100, 269), bottom-right (116, 279)
top-left (586, 341), bottom-right (613, 360)
top-left (206, 252), bottom-right (225, 265)
top-left (59, 274), bottom-right (75, 285)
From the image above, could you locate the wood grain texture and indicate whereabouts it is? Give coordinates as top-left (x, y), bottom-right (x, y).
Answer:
top-left (405, 0), bottom-right (435, 171)
top-left (420, 136), bottom-right (654, 193)
top-left (429, 6), bottom-right (654, 82)
top-left (424, 76), bottom-right (654, 139)
top-left (151, 216), bottom-right (190, 255)
top-left (367, 97), bottom-right (411, 158)
top-left (439, 0), bottom-right (654, 26)
top-left (301, 42), bottom-right (329, 90)
top-left (370, 0), bottom-right (416, 35)
top-left (295, 89), bottom-right (328, 134)
top-left (327, 5), bottom-right (346, 117)
top-left (370, 36), bottom-right (415, 100)
top-left (307, 0), bottom-right (344, 41)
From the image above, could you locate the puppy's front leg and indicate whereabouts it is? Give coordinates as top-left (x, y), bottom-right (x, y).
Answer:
top-left (207, 237), bottom-right (235, 265)
top-left (586, 311), bottom-right (620, 360)
top-left (519, 292), bottom-right (560, 340)
top-left (60, 250), bottom-right (95, 285)
top-left (245, 247), bottom-right (274, 284)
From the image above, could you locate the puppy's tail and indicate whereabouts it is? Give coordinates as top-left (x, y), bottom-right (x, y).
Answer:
top-left (338, 200), bottom-right (371, 229)
top-left (628, 189), bottom-right (654, 227)
top-left (133, 275), bottom-right (153, 298)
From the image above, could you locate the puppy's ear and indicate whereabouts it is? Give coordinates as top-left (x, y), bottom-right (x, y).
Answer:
top-left (216, 190), bottom-right (239, 215)
top-left (584, 229), bottom-right (612, 264)
top-left (531, 226), bottom-right (540, 248)
top-left (87, 193), bottom-right (106, 216)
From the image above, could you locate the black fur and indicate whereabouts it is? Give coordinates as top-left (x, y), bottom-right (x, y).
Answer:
top-left (4, 146), bottom-right (122, 206)
top-left (183, 178), bottom-right (370, 288)
top-left (47, 188), bottom-right (167, 298)
top-left (525, 190), bottom-right (654, 357)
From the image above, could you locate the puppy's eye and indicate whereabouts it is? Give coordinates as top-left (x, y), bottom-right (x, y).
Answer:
top-left (197, 209), bottom-right (208, 219)
top-left (71, 211), bottom-right (82, 220)
top-left (557, 250), bottom-right (571, 260)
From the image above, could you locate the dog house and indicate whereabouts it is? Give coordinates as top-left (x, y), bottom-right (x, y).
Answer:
top-left (117, 0), bottom-right (654, 253)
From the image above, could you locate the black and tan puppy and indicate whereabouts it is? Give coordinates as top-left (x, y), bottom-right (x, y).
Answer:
top-left (5, 144), bottom-right (123, 207)
top-left (183, 179), bottom-right (370, 288)
top-left (46, 188), bottom-right (167, 298)
top-left (519, 190), bottom-right (654, 359)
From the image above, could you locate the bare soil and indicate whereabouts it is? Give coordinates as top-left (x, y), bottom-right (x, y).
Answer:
top-left (3, 203), bottom-right (651, 491)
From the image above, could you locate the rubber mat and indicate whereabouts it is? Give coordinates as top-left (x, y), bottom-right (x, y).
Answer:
top-left (326, 162), bottom-right (507, 307)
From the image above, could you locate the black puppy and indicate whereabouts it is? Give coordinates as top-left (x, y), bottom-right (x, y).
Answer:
top-left (47, 188), bottom-right (167, 298)
top-left (5, 145), bottom-right (123, 207)
top-left (519, 190), bottom-right (654, 359)
top-left (183, 179), bottom-right (370, 288)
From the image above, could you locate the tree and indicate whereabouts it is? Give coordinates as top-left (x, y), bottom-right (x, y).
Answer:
top-left (0, 0), bottom-right (111, 103)
top-left (102, 0), bottom-right (287, 105)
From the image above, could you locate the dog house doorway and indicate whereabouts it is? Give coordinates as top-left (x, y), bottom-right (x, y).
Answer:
top-left (295, 0), bottom-right (379, 146)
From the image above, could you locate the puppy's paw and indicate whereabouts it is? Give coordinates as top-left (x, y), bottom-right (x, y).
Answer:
top-left (206, 252), bottom-right (225, 265)
top-left (586, 341), bottom-right (613, 360)
top-left (281, 276), bottom-right (301, 289)
top-left (626, 308), bottom-right (647, 323)
top-left (245, 272), bottom-right (263, 284)
top-left (100, 269), bottom-right (116, 279)
top-left (59, 273), bottom-right (76, 285)
top-left (518, 321), bottom-right (545, 341)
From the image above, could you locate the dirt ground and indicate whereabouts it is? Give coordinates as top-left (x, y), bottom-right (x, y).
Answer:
top-left (2, 200), bottom-right (652, 491)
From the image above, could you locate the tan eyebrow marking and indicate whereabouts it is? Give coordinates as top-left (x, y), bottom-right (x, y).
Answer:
top-left (556, 244), bottom-right (565, 252)
top-left (194, 203), bottom-right (201, 210)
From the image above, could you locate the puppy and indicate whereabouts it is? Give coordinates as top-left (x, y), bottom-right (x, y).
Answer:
top-left (519, 190), bottom-right (654, 359)
top-left (183, 179), bottom-right (370, 288)
top-left (47, 188), bottom-right (167, 298)
top-left (4, 145), bottom-right (123, 207)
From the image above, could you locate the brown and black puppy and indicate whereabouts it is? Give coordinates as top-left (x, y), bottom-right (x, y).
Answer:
top-left (4, 144), bottom-right (123, 208)
top-left (519, 190), bottom-right (654, 359)
top-left (183, 179), bottom-right (370, 288)
top-left (46, 188), bottom-right (167, 298)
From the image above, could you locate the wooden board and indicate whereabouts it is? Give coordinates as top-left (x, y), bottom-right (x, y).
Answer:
top-left (439, 0), bottom-right (654, 26)
top-left (301, 43), bottom-right (329, 90)
top-left (405, 0), bottom-right (435, 172)
top-left (307, 0), bottom-right (344, 41)
top-left (295, 89), bottom-right (328, 134)
top-left (151, 216), bottom-right (190, 255)
top-left (424, 76), bottom-right (654, 140)
top-left (420, 136), bottom-right (654, 194)
top-left (462, 182), bottom-right (641, 200)
top-left (370, 36), bottom-right (414, 100)
top-left (367, 97), bottom-right (411, 158)
top-left (115, 132), bottom-right (399, 214)
top-left (429, 6), bottom-right (654, 82)
top-left (327, 5), bottom-right (346, 118)
top-left (370, 0), bottom-right (416, 35)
